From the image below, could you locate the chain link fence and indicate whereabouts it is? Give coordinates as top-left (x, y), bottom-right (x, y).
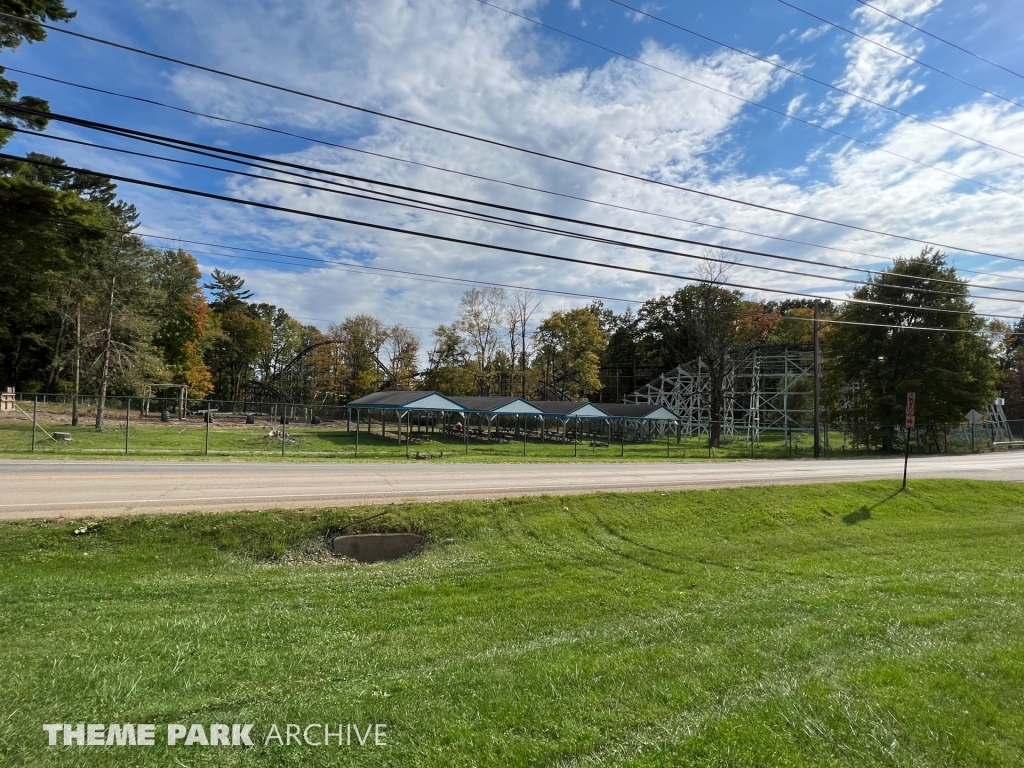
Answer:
top-left (0, 391), bottom-right (1014, 460)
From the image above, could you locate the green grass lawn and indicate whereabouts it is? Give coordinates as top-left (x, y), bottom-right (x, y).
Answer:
top-left (0, 416), bottom-right (884, 463)
top-left (2, 480), bottom-right (1022, 766)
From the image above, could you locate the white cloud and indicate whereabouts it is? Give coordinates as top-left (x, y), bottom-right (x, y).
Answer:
top-left (819, 0), bottom-right (944, 126)
top-left (786, 93), bottom-right (807, 116)
top-left (798, 24), bottom-right (830, 43)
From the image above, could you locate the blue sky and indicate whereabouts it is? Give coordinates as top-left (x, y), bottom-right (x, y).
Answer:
top-left (5, 0), bottom-right (1024, 339)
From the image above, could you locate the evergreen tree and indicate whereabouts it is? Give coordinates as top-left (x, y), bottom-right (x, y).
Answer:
top-left (0, 0), bottom-right (76, 147)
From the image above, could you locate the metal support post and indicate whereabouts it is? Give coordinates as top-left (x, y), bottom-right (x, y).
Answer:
top-left (125, 398), bottom-right (130, 455)
top-left (31, 395), bottom-right (38, 452)
top-left (902, 425), bottom-right (911, 489)
top-left (355, 409), bottom-right (360, 456)
top-left (205, 403), bottom-right (210, 456)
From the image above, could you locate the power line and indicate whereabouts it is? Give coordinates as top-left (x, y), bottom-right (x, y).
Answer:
top-left (755, 0), bottom-right (1024, 110)
top-left (19, 210), bottom-right (1011, 337)
top-left (7, 100), bottom-right (1019, 270)
top-left (475, 1), bottom-right (1024, 175)
top-left (851, 0), bottom-right (1024, 84)
top-left (5, 151), bottom-right (1015, 324)
top-left (10, 65), bottom-right (1019, 272)
top-left (5, 207), bottom-right (650, 305)
top-left (7, 125), bottom-right (991, 292)
top-left (158, 249), bottom-right (1010, 335)
top-left (3, 11), bottom-right (1019, 256)
top-left (19, 125), bottom-right (1024, 307)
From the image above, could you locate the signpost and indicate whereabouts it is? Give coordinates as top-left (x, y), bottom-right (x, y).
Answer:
top-left (965, 408), bottom-right (983, 452)
top-left (903, 392), bottom-right (915, 489)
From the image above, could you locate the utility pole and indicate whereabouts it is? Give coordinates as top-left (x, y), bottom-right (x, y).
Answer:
top-left (813, 303), bottom-right (821, 459)
top-left (521, 322), bottom-right (527, 400)
top-left (71, 307), bottom-right (80, 427)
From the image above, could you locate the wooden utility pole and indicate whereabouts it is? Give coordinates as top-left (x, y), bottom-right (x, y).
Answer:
top-left (71, 307), bottom-right (81, 427)
top-left (95, 276), bottom-right (116, 431)
top-left (521, 322), bottom-right (527, 400)
top-left (813, 303), bottom-right (821, 459)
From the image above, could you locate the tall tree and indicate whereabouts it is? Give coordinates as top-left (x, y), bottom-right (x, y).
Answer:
top-left (381, 325), bottom-right (420, 390)
top-left (0, 0), bottom-right (76, 147)
top-left (87, 230), bottom-right (165, 430)
top-left (423, 323), bottom-right (475, 395)
top-left (996, 318), bottom-right (1024, 419)
top-left (766, 300), bottom-right (839, 344)
top-left (458, 287), bottom-right (506, 386)
top-left (824, 248), bottom-right (997, 450)
top-left (335, 314), bottom-right (388, 399)
top-left (251, 303), bottom-right (304, 384)
top-left (533, 307), bottom-right (606, 400)
top-left (643, 261), bottom-right (776, 446)
top-left (505, 290), bottom-right (542, 399)
top-left (306, 327), bottom-right (347, 405)
top-left (202, 272), bottom-right (270, 401)
top-left (0, 154), bottom-right (106, 389)
top-left (152, 248), bottom-right (212, 398)
top-left (205, 268), bottom-right (254, 310)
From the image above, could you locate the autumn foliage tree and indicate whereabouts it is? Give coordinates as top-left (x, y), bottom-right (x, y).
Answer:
top-left (533, 307), bottom-right (606, 400)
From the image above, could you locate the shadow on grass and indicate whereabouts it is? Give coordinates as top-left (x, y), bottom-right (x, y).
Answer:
top-left (842, 488), bottom-right (903, 525)
top-left (842, 508), bottom-right (872, 525)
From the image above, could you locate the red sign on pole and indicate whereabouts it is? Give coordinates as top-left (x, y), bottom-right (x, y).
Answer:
top-left (905, 392), bottom-right (916, 418)
top-left (905, 415), bottom-right (915, 428)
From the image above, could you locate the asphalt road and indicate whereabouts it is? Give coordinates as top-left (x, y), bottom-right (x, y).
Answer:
top-left (0, 453), bottom-right (1020, 519)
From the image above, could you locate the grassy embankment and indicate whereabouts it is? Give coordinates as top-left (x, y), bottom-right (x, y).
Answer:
top-left (2, 480), bottom-right (1022, 766)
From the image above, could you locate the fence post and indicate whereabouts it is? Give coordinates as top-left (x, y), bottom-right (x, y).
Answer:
top-left (205, 403), bottom-right (210, 456)
top-left (32, 395), bottom-right (38, 452)
top-left (667, 423), bottom-right (671, 458)
top-left (281, 409), bottom-right (286, 458)
top-left (355, 408), bottom-right (359, 457)
top-left (620, 420), bottom-right (625, 457)
top-left (125, 397), bottom-right (130, 455)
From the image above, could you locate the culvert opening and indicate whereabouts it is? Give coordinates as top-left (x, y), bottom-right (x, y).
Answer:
top-left (330, 533), bottom-right (423, 563)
